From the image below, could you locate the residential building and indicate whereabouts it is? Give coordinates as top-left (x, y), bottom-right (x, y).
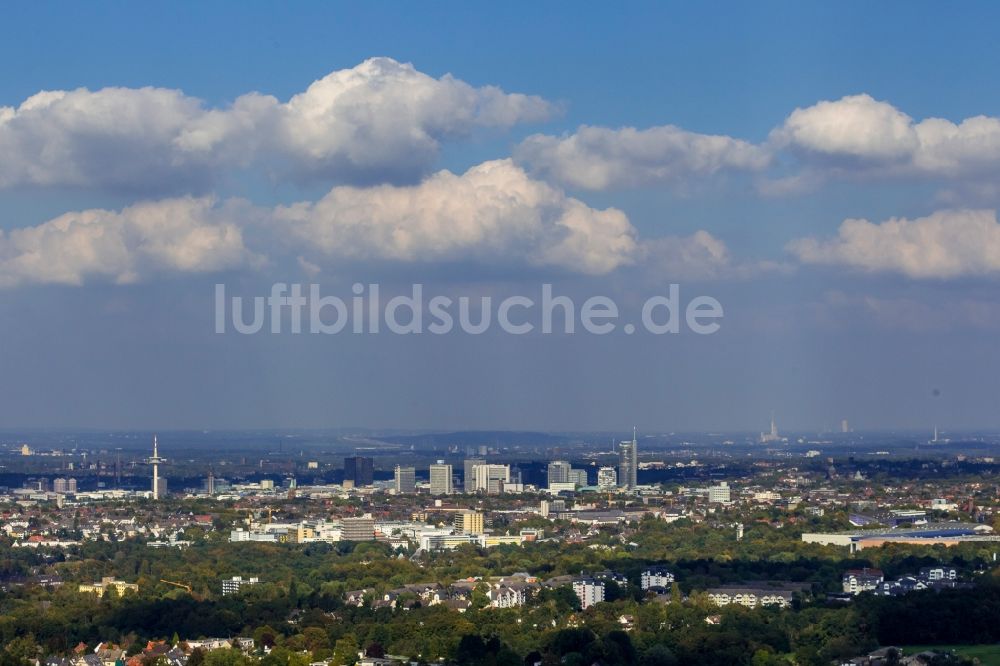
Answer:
top-left (221, 576), bottom-right (259, 596)
top-left (641, 567), bottom-right (675, 590)
top-left (842, 568), bottom-right (885, 595)
top-left (572, 578), bottom-right (605, 609)
top-left (707, 585), bottom-right (797, 609)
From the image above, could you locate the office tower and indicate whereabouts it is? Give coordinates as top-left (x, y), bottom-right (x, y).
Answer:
top-left (148, 435), bottom-right (166, 499)
top-left (453, 510), bottom-right (485, 535)
top-left (569, 469), bottom-right (588, 486)
top-left (394, 465), bottom-right (416, 493)
top-left (53, 478), bottom-right (68, 493)
top-left (708, 481), bottom-right (731, 504)
top-left (597, 466), bottom-right (617, 489)
top-left (429, 461), bottom-right (453, 495)
top-left (509, 465), bottom-right (523, 485)
top-left (547, 461), bottom-right (571, 486)
top-left (344, 456), bottom-right (374, 487)
top-left (206, 468), bottom-right (215, 495)
top-left (340, 516), bottom-right (376, 541)
top-left (618, 428), bottom-right (638, 489)
top-left (473, 464), bottom-right (510, 495)
top-left (464, 458), bottom-right (485, 491)
top-left (841, 419), bottom-right (849, 433)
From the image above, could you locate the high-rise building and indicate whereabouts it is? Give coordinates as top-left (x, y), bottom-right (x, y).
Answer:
top-left (547, 461), bottom-right (571, 486)
top-left (429, 461), bottom-right (453, 495)
top-left (453, 510), bottom-right (485, 535)
top-left (344, 456), bottom-right (374, 487)
top-left (53, 478), bottom-right (68, 493)
top-left (569, 469), bottom-right (588, 486)
top-left (464, 458), bottom-right (485, 491)
top-left (206, 468), bottom-right (216, 495)
top-left (618, 428), bottom-right (638, 489)
top-left (597, 466), bottom-right (617, 489)
top-left (341, 516), bottom-right (376, 541)
top-left (473, 464), bottom-right (510, 495)
top-left (394, 465), bottom-right (416, 494)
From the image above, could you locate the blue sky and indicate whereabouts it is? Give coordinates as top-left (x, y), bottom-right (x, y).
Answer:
top-left (1, 2), bottom-right (999, 432)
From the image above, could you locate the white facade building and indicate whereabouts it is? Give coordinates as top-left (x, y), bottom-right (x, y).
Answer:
top-left (572, 578), bottom-right (605, 609)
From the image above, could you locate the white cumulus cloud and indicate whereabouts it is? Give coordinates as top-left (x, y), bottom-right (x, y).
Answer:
top-left (788, 209), bottom-right (1000, 278)
top-left (771, 94), bottom-right (1000, 179)
top-left (0, 58), bottom-right (554, 192)
top-left (0, 197), bottom-right (262, 287)
top-left (275, 159), bottom-right (638, 275)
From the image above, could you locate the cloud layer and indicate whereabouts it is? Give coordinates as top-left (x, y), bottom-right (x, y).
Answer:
top-left (514, 94), bottom-right (1000, 194)
top-left (0, 161), bottom-right (650, 286)
top-left (515, 125), bottom-right (769, 190)
top-left (7, 71), bottom-right (1000, 287)
top-left (0, 57), bottom-right (553, 192)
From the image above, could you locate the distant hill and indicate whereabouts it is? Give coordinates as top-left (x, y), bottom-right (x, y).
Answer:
top-left (379, 430), bottom-right (573, 448)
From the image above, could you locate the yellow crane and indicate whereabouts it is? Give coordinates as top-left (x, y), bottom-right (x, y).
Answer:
top-left (160, 579), bottom-right (192, 593)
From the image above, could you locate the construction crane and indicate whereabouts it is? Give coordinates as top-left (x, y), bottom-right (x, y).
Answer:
top-left (160, 579), bottom-right (192, 593)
